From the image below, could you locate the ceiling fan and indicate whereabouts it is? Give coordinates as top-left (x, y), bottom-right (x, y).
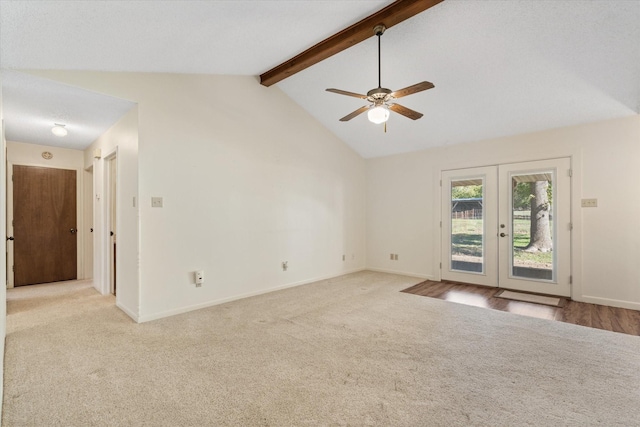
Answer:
top-left (326, 24), bottom-right (434, 125)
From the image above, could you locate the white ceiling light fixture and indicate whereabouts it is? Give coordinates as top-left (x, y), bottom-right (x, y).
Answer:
top-left (368, 105), bottom-right (390, 124)
top-left (51, 123), bottom-right (68, 137)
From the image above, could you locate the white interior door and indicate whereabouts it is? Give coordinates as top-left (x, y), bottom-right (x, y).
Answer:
top-left (442, 158), bottom-right (571, 296)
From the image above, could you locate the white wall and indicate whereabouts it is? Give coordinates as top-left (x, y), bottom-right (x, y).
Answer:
top-left (6, 140), bottom-right (83, 168)
top-left (83, 107), bottom-right (139, 319)
top-left (32, 71), bottom-right (366, 322)
top-left (366, 115), bottom-right (640, 310)
top-left (83, 168), bottom-right (93, 280)
top-left (0, 74), bottom-right (6, 424)
top-left (5, 141), bottom-right (88, 284)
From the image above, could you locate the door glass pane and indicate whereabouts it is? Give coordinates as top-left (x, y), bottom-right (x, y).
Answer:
top-left (450, 179), bottom-right (483, 273)
top-left (511, 172), bottom-right (554, 281)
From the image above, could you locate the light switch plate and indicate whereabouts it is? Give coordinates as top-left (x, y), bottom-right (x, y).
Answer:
top-left (581, 198), bottom-right (597, 208)
top-left (151, 197), bottom-right (163, 208)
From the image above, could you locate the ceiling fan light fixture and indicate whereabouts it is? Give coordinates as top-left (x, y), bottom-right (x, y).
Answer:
top-left (51, 124), bottom-right (68, 137)
top-left (368, 105), bottom-right (389, 124)
top-left (326, 24), bottom-right (433, 124)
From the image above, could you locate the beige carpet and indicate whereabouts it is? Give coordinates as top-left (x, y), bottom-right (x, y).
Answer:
top-left (3, 272), bottom-right (640, 426)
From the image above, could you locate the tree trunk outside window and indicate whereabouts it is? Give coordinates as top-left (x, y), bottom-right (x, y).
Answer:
top-left (525, 180), bottom-right (552, 252)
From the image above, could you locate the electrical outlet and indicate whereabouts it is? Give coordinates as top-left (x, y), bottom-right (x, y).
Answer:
top-left (195, 270), bottom-right (204, 287)
top-left (581, 198), bottom-right (598, 208)
top-left (151, 197), bottom-right (163, 208)
top-left (390, 253), bottom-right (394, 260)
top-left (394, 254), bottom-right (399, 261)
top-left (342, 254), bottom-right (345, 261)
top-left (282, 261), bottom-right (288, 271)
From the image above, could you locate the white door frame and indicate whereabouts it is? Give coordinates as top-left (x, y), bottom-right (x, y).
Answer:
top-left (102, 149), bottom-right (118, 296)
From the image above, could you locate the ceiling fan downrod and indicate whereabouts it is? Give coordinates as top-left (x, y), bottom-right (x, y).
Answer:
top-left (374, 24), bottom-right (386, 89)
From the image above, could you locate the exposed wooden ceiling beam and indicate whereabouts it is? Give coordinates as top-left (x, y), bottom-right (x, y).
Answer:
top-left (259, 0), bottom-right (444, 87)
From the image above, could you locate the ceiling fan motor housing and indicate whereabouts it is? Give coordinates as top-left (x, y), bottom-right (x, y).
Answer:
top-left (367, 87), bottom-right (392, 105)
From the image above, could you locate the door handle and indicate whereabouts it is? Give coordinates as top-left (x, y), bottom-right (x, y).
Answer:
top-left (500, 232), bottom-right (508, 237)
top-left (70, 228), bottom-right (77, 234)
top-left (110, 231), bottom-right (114, 236)
top-left (6, 236), bottom-right (14, 241)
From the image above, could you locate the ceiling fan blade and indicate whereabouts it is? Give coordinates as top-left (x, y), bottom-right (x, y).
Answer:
top-left (389, 81), bottom-right (435, 99)
top-left (389, 103), bottom-right (424, 120)
top-left (326, 88), bottom-right (368, 99)
top-left (339, 105), bottom-right (370, 121)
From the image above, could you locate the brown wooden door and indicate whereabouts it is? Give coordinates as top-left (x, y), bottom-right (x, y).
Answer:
top-left (13, 165), bottom-right (77, 286)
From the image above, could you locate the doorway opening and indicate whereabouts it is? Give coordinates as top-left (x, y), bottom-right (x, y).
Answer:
top-left (441, 158), bottom-right (571, 297)
top-left (105, 153), bottom-right (117, 296)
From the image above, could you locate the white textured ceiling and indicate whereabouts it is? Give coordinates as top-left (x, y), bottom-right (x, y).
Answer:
top-left (0, 0), bottom-right (389, 74)
top-left (2, 70), bottom-right (135, 149)
top-left (1, 0), bottom-right (639, 157)
top-left (280, 0), bottom-right (640, 157)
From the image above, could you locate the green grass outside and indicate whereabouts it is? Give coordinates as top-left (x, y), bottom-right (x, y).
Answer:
top-left (451, 218), bottom-right (552, 267)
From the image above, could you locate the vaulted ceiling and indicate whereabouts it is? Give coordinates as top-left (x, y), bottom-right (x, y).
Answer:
top-left (1, 1), bottom-right (639, 158)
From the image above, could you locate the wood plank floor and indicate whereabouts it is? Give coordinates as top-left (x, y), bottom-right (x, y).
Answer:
top-left (402, 280), bottom-right (640, 336)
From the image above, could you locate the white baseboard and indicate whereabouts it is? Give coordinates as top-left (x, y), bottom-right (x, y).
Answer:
top-left (93, 281), bottom-right (105, 295)
top-left (577, 295), bottom-right (640, 311)
top-left (366, 267), bottom-right (435, 281)
top-left (116, 301), bottom-right (140, 323)
top-left (138, 267), bottom-right (367, 323)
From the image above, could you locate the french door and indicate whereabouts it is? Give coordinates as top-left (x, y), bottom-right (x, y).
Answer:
top-left (441, 158), bottom-right (571, 297)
